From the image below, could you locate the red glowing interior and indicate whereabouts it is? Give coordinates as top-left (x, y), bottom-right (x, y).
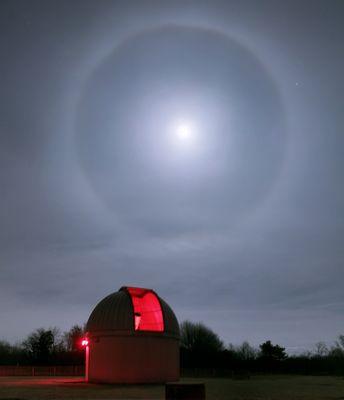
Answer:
top-left (81, 339), bottom-right (89, 347)
top-left (126, 287), bottom-right (164, 332)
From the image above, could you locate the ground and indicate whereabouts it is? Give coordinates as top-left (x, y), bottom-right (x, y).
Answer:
top-left (0, 375), bottom-right (343, 399)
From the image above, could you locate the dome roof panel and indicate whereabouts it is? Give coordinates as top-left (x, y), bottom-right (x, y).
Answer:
top-left (86, 290), bottom-right (133, 332)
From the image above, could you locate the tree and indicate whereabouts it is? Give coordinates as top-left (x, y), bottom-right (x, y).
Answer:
top-left (0, 340), bottom-right (13, 364)
top-left (259, 340), bottom-right (287, 361)
top-left (180, 321), bottom-right (224, 353)
top-left (0, 340), bottom-right (25, 365)
top-left (335, 335), bottom-right (344, 352)
top-left (329, 335), bottom-right (344, 358)
top-left (314, 341), bottom-right (329, 357)
top-left (22, 328), bottom-right (62, 364)
top-left (237, 341), bottom-right (257, 361)
top-left (180, 321), bottom-right (224, 368)
top-left (63, 325), bottom-right (85, 352)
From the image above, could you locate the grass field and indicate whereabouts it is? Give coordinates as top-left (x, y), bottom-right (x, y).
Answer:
top-left (0, 375), bottom-right (343, 399)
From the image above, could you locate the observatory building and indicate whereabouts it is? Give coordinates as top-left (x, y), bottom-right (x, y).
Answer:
top-left (85, 286), bottom-right (180, 383)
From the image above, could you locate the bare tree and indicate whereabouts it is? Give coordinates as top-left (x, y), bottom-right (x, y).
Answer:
top-left (63, 325), bottom-right (85, 351)
top-left (314, 341), bottom-right (329, 357)
top-left (335, 335), bottom-right (344, 351)
top-left (237, 341), bottom-right (258, 361)
top-left (329, 335), bottom-right (344, 358)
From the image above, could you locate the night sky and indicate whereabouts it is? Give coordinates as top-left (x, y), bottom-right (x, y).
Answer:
top-left (1, 0), bottom-right (343, 353)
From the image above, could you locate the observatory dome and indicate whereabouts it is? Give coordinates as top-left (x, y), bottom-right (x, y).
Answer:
top-left (85, 286), bottom-right (180, 383)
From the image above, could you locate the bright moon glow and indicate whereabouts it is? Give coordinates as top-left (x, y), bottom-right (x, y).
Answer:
top-left (176, 122), bottom-right (193, 141)
top-left (170, 119), bottom-right (200, 154)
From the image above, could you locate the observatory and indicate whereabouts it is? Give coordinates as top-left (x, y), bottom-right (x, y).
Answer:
top-left (85, 286), bottom-right (180, 383)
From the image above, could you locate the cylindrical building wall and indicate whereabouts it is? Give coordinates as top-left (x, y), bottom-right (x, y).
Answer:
top-left (88, 334), bottom-right (179, 383)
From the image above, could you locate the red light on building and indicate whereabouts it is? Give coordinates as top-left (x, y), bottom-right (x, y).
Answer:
top-left (81, 338), bottom-right (89, 347)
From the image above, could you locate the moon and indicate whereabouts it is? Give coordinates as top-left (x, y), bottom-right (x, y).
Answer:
top-left (175, 122), bottom-right (193, 141)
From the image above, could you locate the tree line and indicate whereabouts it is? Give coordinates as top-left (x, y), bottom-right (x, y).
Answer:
top-left (179, 321), bottom-right (344, 376)
top-left (0, 325), bottom-right (85, 365)
top-left (0, 321), bottom-right (343, 375)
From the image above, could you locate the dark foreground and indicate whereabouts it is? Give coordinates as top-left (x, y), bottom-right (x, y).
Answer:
top-left (0, 375), bottom-right (343, 399)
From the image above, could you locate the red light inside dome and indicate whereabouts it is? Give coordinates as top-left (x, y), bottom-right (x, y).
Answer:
top-left (134, 313), bottom-right (142, 330)
top-left (126, 287), bottom-right (164, 332)
top-left (81, 338), bottom-right (89, 347)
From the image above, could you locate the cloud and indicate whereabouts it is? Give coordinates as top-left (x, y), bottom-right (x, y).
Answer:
top-left (0, 0), bottom-right (343, 350)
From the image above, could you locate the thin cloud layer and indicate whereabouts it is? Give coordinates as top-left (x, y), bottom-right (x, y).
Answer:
top-left (0, 0), bottom-right (343, 351)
